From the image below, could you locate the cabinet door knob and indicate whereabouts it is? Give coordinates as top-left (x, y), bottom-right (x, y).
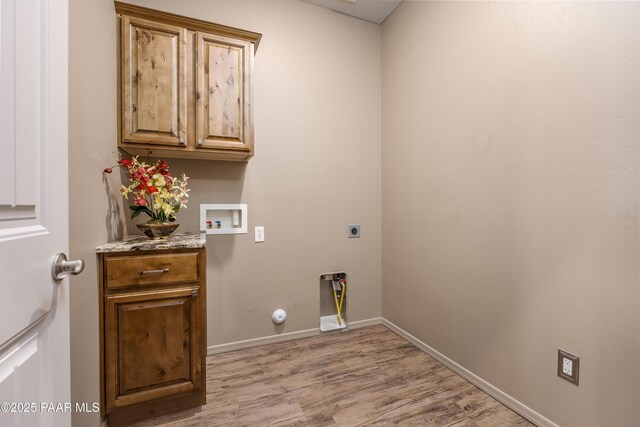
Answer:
top-left (197, 139), bottom-right (203, 146)
top-left (192, 289), bottom-right (199, 297)
top-left (179, 137), bottom-right (186, 145)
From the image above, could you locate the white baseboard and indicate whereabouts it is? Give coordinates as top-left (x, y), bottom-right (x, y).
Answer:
top-left (207, 328), bottom-right (318, 355)
top-left (207, 317), bottom-right (382, 355)
top-left (381, 318), bottom-right (558, 427)
top-left (347, 317), bottom-right (383, 328)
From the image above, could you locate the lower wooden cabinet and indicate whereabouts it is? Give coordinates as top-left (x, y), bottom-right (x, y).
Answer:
top-left (98, 247), bottom-right (206, 426)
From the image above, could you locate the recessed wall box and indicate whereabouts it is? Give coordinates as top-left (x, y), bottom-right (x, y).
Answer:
top-left (200, 204), bottom-right (247, 235)
top-left (319, 272), bottom-right (348, 332)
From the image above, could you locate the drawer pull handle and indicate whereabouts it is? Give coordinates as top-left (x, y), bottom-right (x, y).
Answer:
top-left (139, 268), bottom-right (169, 275)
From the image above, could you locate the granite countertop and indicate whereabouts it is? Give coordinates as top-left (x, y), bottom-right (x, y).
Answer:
top-left (96, 232), bottom-right (206, 253)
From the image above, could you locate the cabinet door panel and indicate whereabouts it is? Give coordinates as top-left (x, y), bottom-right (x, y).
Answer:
top-left (122, 17), bottom-right (187, 146)
top-left (196, 32), bottom-right (253, 152)
top-left (105, 288), bottom-right (202, 410)
top-left (118, 298), bottom-right (190, 393)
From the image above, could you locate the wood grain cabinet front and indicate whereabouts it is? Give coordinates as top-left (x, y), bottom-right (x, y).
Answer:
top-left (99, 247), bottom-right (206, 426)
top-left (121, 16), bottom-right (187, 147)
top-left (115, 2), bottom-right (261, 162)
top-left (105, 252), bottom-right (199, 289)
top-left (104, 288), bottom-right (202, 410)
top-left (195, 31), bottom-right (254, 155)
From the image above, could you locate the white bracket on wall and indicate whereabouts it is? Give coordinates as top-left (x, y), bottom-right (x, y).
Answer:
top-left (200, 204), bottom-right (248, 235)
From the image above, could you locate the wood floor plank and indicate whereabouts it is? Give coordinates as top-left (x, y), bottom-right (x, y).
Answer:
top-left (132, 325), bottom-right (534, 427)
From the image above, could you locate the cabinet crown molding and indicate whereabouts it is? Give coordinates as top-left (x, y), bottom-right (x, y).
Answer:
top-left (114, 1), bottom-right (262, 52)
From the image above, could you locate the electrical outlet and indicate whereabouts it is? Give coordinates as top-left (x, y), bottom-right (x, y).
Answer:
top-left (558, 350), bottom-right (579, 385)
top-left (255, 226), bottom-right (264, 243)
top-left (348, 224), bottom-right (360, 238)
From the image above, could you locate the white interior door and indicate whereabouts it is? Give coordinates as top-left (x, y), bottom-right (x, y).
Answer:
top-left (0, 0), bottom-right (71, 426)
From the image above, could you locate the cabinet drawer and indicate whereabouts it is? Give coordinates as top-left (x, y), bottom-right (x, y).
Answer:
top-left (105, 253), bottom-right (199, 289)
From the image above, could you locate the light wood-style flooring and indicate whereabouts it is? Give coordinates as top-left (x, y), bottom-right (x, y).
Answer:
top-left (134, 325), bottom-right (534, 426)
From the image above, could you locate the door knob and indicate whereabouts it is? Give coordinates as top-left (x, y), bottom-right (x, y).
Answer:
top-left (52, 253), bottom-right (85, 281)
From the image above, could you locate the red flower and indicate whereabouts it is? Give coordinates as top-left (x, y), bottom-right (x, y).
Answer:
top-left (132, 167), bottom-right (145, 180)
top-left (155, 160), bottom-right (171, 177)
top-left (146, 185), bottom-right (159, 194)
top-left (103, 167), bottom-right (113, 174)
top-left (134, 197), bottom-right (147, 206)
top-left (118, 159), bottom-right (133, 167)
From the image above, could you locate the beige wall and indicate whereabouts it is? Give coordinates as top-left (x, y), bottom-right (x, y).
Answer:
top-left (71, 1), bottom-right (640, 426)
top-left (382, 2), bottom-right (639, 427)
top-left (69, 0), bottom-right (381, 425)
top-left (69, 0), bottom-right (123, 426)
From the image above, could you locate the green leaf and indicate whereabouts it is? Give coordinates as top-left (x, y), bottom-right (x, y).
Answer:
top-left (129, 205), bottom-right (153, 219)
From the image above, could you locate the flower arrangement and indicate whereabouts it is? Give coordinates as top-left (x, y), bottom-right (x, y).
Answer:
top-left (104, 156), bottom-right (190, 223)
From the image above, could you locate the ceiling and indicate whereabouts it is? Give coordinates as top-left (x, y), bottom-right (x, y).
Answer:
top-left (300, 0), bottom-right (402, 24)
